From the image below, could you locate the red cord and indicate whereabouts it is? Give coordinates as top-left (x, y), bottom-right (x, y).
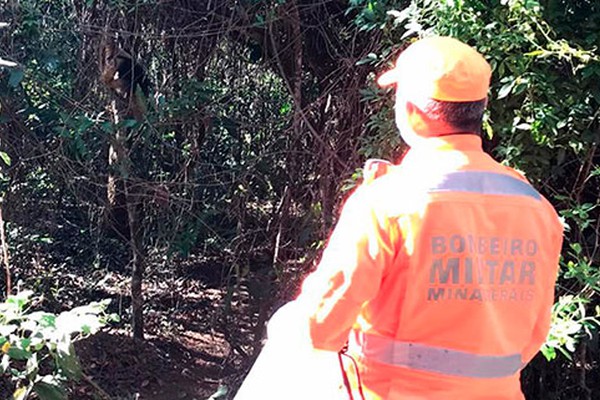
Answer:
top-left (338, 344), bottom-right (366, 400)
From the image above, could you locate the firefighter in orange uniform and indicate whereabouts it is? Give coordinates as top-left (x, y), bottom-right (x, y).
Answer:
top-left (293, 36), bottom-right (564, 399)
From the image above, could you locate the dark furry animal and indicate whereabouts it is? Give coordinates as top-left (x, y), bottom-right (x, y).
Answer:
top-left (101, 42), bottom-right (150, 120)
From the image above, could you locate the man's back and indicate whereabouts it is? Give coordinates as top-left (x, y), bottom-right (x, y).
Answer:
top-left (303, 36), bottom-right (564, 399)
top-left (344, 134), bottom-right (563, 399)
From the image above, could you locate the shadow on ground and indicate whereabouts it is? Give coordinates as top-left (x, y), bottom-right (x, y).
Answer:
top-left (73, 330), bottom-right (234, 400)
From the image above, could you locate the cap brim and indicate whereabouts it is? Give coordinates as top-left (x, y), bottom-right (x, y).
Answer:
top-left (377, 69), bottom-right (400, 87)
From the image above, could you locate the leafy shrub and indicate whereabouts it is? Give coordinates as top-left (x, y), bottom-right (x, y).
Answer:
top-left (0, 291), bottom-right (117, 400)
top-left (542, 295), bottom-right (600, 361)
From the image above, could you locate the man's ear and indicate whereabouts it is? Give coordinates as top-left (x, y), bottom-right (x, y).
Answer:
top-left (405, 99), bottom-right (431, 135)
top-left (405, 99), bottom-right (460, 137)
top-left (404, 100), bottom-right (417, 114)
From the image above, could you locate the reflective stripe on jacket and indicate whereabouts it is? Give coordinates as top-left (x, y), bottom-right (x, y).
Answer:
top-left (296, 134), bottom-right (563, 400)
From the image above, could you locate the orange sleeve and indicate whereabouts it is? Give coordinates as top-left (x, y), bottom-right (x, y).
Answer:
top-left (296, 187), bottom-right (396, 351)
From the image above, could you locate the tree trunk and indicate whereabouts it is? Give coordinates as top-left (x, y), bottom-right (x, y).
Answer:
top-left (106, 140), bottom-right (130, 240)
top-left (107, 99), bottom-right (145, 340)
top-left (126, 179), bottom-right (145, 340)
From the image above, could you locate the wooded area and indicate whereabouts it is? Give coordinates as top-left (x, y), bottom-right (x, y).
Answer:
top-left (0, 0), bottom-right (598, 399)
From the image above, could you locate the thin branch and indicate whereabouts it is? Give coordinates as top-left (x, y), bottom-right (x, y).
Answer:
top-left (0, 201), bottom-right (11, 298)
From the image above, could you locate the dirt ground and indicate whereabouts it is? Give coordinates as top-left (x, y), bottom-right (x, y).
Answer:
top-left (60, 261), bottom-right (261, 400)
top-left (73, 330), bottom-right (234, 400)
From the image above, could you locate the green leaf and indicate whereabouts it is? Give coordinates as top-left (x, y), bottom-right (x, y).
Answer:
top-left (254, 14), bottom-right (265, 27)
top-left (8, 347), bottom-right (31, 361)
top-left (25, 353), bottom-right (39, 377)
top-left (100, 121), bottom-right (114, 134)
top-left (356, 53), bottom-right (378, 66)
top-left (8, 69), bottom-right (24, 88)
top-left (120, 119), bottom-right (138, 129)
top-left (56, 342), bottom-right (82, 381)
top-left (0, 325), bottom-right (17, 336)
top-left (39, 314), bottom-right (56, 328)
top-left (25, 312), bottom-right (51, 331)
top-left (6, 290), bottom-right (34, 311)
top-left (33, 381), bottom-right (67, 400)
top-left (0, 151), bottom-right (11, 166)
top-left (207, 385), bottom-right (229, 400)
top-left (20, 338), bottom-right (31, 350)
top-left (540, 345), bottom-right (556, 361)
top-left (279, 102), bottom-right (291, 116)
top-left (497, 80), bottom-right (515, 99)
top-left (387, 8), bottom-right (411, 23)
top-left (515, 123), bottom-right (531, 131)
top-left (524, 49), bottom-right (546, 57)
top-left (1, 354), bottom-right (10, 373)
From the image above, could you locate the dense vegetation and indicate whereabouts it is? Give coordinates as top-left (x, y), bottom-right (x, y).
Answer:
top-left (0, 0), bottom-right (598, 399)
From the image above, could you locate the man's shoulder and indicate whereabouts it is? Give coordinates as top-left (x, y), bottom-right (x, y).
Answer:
top-left (355, 162), bottom-right (432, 218)
top-left (497, 164), bottom-right (530, 182)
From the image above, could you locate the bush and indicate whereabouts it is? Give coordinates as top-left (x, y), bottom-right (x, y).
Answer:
top-left (0, 291), bottom-right (117, 400)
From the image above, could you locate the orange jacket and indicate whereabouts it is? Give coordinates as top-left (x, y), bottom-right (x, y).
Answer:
top-left (296, 134), bottom-right (563, 400)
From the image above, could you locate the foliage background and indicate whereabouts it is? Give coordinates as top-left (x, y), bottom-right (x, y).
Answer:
top-left (0, 0), bottom-right (598, 399)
